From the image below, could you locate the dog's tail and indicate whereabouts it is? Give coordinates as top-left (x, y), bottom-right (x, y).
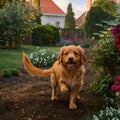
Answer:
top-left (22, 53), bottom-right (53, 76)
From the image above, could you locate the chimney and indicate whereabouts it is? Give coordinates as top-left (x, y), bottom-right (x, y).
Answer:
top-left (86, 0), bottom-right (92, 12)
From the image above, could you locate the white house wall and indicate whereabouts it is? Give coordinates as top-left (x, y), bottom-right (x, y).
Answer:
top-left (41, 14), bottom-right (65, 28)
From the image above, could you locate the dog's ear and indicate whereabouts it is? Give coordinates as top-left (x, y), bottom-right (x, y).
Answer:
top-left (77, 46), bottom-right (87, 64)
top-left (57, 46), bottom-right (66, 64)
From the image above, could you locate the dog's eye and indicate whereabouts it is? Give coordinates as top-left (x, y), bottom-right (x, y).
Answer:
top-left (74, 51), bottom-right (79, 55)
top-left (63, 51), bottom-right (68, 55)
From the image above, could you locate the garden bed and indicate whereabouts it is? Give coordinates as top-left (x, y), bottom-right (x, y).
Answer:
top-left (0, 64), bottom-right (102, 120)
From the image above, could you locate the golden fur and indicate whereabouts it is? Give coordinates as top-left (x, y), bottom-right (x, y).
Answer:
top-left (22, 45), bottom-right (86, 109)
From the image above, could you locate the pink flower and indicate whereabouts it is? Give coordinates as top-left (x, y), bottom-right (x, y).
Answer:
top-left (111, 85), bottom-right (120, 92)
top-left (114, 35), bottom-right (120, 44)
top-left (110, 24), bottom-right (120, 35)
top-left (116, 45), bottom-right (120, 49)
top-left (115, 75), bottom-right (120, 81)
top-left (111, 75), bottom-right (120, 92)
top-left (111, 85), bottom-right (117, 91)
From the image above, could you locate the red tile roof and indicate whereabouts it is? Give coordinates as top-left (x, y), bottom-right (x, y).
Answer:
top-left (76, 12), bottom-right (86, 27)
top-left (40, 0), bottom-right (65, 15)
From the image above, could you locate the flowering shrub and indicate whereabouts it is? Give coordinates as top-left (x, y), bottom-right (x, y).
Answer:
top-left (111, 75), bottom-right (120, 107)
top-left (110, 24), bottom-right (120, 107)
top-left (111, 75), bottom-right (120, 92)
top-left (92, 107), bottom-right (120, 120)
top-left (70, 37), bottom-right (92, 47)
top-left (90, 23), bottom-right (120, 106)
top-left (110, 24), bottom-right (120, 52)
top-left (29, 47), bottom-right (58, 67)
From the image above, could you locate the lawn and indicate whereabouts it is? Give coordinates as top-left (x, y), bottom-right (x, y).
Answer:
top-left (0, 45), bottom-right (59, 73)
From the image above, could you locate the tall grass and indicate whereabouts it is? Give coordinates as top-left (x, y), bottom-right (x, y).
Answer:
top-left (0, 45), bottom-right (59, 73)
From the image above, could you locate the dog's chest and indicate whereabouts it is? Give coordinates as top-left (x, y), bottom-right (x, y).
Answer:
top-left (62, 70), bottom-right (78, 84)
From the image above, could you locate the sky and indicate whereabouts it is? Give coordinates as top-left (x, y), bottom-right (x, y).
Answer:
top-left (53, 0), bottom-right (86, 19)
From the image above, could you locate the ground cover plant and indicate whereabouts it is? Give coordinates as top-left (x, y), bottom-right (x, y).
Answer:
top-left (29, 47), bottom-right (58, 67)
top-left (92, 107), bottom-right (120, 120)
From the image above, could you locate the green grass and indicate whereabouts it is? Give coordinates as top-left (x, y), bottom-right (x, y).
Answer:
top-left (0, 45), bottom-right (59, 74)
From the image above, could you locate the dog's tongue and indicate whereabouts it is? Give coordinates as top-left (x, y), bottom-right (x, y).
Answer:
top-left (68, 63), bottom-right (74, 67)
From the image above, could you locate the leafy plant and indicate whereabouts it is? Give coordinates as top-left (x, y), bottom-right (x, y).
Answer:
top-left (92, 107), bottom-right (120, 120)
top-left (10, 68), bottom-right (19, 76)
top-left (3, 68), bottom-right (20, 77)
top-left (90, 75), bottom-right (115, 106)
top-left (3, 69), bottom-right (12, 77)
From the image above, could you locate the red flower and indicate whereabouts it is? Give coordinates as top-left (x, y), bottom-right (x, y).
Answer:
top-left (110, 24), bottom-right (120, 35)
top-left (115, 75), bottom-right (120, 81)
top-left (111, 75), bottom-right (120, 92)
top-left (113, 35), bottom-right (120, 50)
top-left (114, 35), bottom-right (120, 44)
top-left (111, 85), bottom-right (120, 92)
top-left (116, 45), bottom-right (120, 49)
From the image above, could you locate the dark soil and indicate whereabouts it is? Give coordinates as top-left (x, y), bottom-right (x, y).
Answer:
top-left (0, 49), bottom-right (102, 120)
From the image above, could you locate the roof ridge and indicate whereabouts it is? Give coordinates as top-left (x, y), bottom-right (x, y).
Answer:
top-left (41, 0), bottom-right (65, 15)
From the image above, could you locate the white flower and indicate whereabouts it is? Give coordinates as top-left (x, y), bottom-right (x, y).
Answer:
top-left (93, 115), bottom-right (99, 120)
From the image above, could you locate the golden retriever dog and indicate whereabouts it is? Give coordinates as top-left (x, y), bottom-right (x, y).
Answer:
top-left (23, 45), bottom-right (86, 109)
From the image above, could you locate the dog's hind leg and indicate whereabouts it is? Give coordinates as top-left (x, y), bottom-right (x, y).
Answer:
top-left (51, 73), bottom-right (58, 100)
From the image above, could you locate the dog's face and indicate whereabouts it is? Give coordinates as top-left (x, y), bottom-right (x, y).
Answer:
top-left (57, 45), bottom-right (86, 69)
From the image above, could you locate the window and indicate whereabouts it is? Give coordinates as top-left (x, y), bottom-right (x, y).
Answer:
top-left (55, 21), bottom-right (60, 28)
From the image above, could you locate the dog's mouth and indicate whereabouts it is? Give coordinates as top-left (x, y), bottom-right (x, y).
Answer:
top-left (67, 62), bottom-right (76, 68)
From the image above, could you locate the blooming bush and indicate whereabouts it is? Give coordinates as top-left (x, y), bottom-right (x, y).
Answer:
top-left (90, 23), bottom-right (120, 106)
top-left (111, 75), bottom-right (120, 92)
top-left (110, 24), bottom-right (120, 107)
top-left (29, 47), bottom-right (58, 67)
top-left (111, 75), bottom-right (120, 107)
top-left (70, 37), bottom-right (92, 47)
top-left (92, 107), bottom-right (120, 120)
top-left (110, 24), bottom-right (120, 53)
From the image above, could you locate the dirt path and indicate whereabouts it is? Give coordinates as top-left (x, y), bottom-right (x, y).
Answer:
top-left (0, 65), bottom-right (102, 120)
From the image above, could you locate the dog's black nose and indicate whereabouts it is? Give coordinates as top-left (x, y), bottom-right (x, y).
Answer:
top-left (69, 57), bottom-right (73, 61)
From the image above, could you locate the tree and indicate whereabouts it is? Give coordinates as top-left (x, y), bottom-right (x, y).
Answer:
top-left (64, 3), bottom-right (75, 29)
top-left (0, 0), bottom-right (38, 48)
top-left (32, 0), bottom-right (41, 24)
top-left (93, 0), bottom-right (117, 15)
top-left (0, 0), bottom-right (13, 8)
top-left (84, 0), bottom-right (117, 38)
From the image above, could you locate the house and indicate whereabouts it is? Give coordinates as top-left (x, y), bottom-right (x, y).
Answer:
top-left (40, 0), bottom-right (65, 28)
top-left (75, 12), bottom-right (86, 28)
top-left (75, 0), bottom-right (92, 28)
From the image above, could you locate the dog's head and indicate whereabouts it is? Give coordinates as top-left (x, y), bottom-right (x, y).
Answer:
top-left (57, 45), bottom-right (86, 69)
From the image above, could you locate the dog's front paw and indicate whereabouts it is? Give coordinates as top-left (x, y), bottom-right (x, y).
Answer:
top-left (51, 96), bottom-right (57, 100)
top-left (69, 103), bottom-right (77, 109)
top-left (60, 85), bottom-right (69, 94)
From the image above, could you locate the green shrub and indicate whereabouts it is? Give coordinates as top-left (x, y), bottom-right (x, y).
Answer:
top-left (90, 30), bottom-right (120, 106)
top-left (10, 68), bottom-right (19, 76)
top-left (90, 13), bottom-right (120, 106)
top-left (3, 69), bottom-right (12, 78)
top-left (0, 0), bottom-right (38, 49)
top-left (32, 25), bottom-right (60, 46)
top-left (90, 75), bottom-right (115, 106)
top-left (3, 68), bottom-right (19, 77)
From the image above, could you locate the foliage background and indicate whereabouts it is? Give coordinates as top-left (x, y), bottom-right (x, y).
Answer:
top-left (0, 0), bottom-right (38, 49)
